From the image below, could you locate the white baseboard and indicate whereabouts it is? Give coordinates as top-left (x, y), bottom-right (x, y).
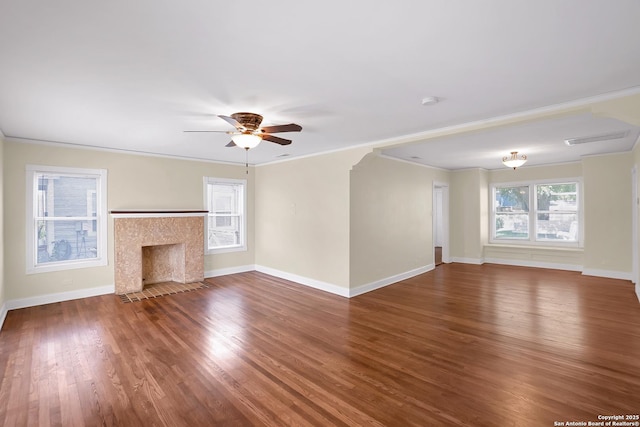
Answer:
top-left (6, 285), bottom-right (115, 311)
top-left (254, 265), bottom-right (350, 298)
top-left (581, 268), bottom-right (633, 281)
top-left (205, 264), bottom-right (256, 278)
top-left (636, 283), bottom-right (640, 303)
top-left (453, 257), bottom-right (631, 280)
top-left (450, 257), bottom-right (484, 265)
top-left (0, 302), bottom-right (7, 332)
top-left (350, 265), bottom-right (434, 297)
top-left (484, 257), bottom-right (582, 272)
top-left (255, 264), bottom-right (434, 299)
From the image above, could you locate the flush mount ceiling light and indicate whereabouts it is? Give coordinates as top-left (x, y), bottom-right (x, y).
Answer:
top-left (502, 151), bottom-right (527, 170)
top-left (564, 130), bottom-right (628, 146)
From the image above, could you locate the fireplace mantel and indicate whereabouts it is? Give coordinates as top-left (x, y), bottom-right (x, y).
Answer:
top-left (110, 210), bottom-right (208, 219)
top-left (112, 212), bottom-right (205, 294)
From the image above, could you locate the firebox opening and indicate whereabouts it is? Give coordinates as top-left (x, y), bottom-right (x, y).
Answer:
top-left (141, 243), bottom-right (186, 287)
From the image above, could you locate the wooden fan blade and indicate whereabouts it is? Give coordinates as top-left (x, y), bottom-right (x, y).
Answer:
top-left (260, 123), bottom-right (302, 134)
top-left (262, 134), bottom-right (292, 145)
top-left (218, 114), bottom-right (244, 130)
top-left (225, 141), bottom-right (237, 147)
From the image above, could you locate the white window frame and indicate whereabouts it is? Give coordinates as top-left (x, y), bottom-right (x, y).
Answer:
top-left (86, 189), bottom-right (98, 236)
top-left (490, 178), bottom-right (583, 247)
top-left (26, 165), bottom-right (108, 274)
top-left (203, 177), bottom-right (247, 254)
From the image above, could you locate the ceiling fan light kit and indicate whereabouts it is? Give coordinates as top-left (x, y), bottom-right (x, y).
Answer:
top-left (186, 111), bottom-right (302, 151)
top-left (232, 133), bottom-right (262, 149)
top-left (502, 151), bottom-right (527, 169)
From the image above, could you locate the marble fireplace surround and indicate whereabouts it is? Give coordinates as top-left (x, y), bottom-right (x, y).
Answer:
top-left (111, 211), bottom-right (207, 294)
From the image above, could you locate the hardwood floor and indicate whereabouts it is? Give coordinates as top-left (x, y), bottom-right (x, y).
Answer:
top-left (1, 264), bottom-right (639, 426)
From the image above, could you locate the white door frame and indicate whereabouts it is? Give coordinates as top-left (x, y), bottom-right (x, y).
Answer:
top-left (433, 182), bottom-right (450, 264)
top-left (632, 166), bottom-right (639, 288)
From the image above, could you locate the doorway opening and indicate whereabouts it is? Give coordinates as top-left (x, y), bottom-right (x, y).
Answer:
top-left (433, 183), bottom-right (449, 266)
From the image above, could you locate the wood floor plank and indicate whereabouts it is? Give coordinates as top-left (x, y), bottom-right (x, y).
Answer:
top-left (1, 263), bottom-right (639, 426)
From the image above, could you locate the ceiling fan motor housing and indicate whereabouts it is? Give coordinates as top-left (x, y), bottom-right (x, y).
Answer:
top-left (231, 112), bottom-right (263, 131)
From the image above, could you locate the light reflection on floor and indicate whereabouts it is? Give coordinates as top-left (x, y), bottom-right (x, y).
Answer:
top-left (204, 287), bottom-right (247, 362)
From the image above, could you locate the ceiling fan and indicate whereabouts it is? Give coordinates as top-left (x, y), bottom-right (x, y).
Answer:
top-left (185, 112), bottom-right (302, 150)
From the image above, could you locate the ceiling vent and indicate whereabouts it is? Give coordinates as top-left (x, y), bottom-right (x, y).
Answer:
top-left (564, 131), bottom-right (628, 146)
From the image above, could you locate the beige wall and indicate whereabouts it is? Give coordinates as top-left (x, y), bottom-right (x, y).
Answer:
top-left (592, 93), bottom-right (640, 127)
top-left (3, 140), bottom-right (253, 301)
top-left (483, 158), bottom-right (634, 277)
top-left (485, 162), bottom-right (585, 269)
top-left (582, 153), bottom-right (633, 275)
top-left (255, 147), bottom-right (369, 289)
top-left (489, 162), bottom-right (582, 183)
top-left (450, 169), bottom-right (488, 262)
top-left (594, 92), bottom-right (638, 292)
top-left (349, 154), bottom-right (449, 287)
top-left (3, 93), bottom-right (639, 306)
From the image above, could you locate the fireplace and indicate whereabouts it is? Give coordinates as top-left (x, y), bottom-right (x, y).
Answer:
top-left (111, 211), bottom-right (207, 294)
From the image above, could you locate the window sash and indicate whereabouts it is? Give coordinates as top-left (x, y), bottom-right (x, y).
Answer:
top-left (204, 177), bottom-right (246, 253)
top-left (34, 216), bottom-right (96, 221)
top-left (27, 165), bottom-right (108, 274)
top-left (491, 180), bottom-right (581, 245)
top-left (494, 212), bottom-right (531, 240)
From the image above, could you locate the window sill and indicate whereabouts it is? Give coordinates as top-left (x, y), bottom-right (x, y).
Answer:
top-left (485, 243), bottom-right (583, 253)
top-left (27, 258), bottom-right (108, 275)
top-left (206, 245), bottom-right (247, 255)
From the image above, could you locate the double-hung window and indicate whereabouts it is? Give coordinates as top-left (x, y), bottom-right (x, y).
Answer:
top-left (491, 179), bottom-right (581, 245)
top-left (204, 177), bottom-right (246, 253)
top-left (26, 165), bottom-right (108, 273)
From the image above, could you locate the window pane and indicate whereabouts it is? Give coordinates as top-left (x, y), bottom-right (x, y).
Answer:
top-left (495, 213), bottom-right (529, 239)
top-left (36, 174), bottom-right (97, 218)
top-left (537, 183), bottom-right (577, 212)
top-left (28, 166), bottom-right (106, 273)
top-left (206, 180), bottom-right (245, 250)
top-left (215, 216), bottom-right (232, 227)
top-left (208, 215), bottom-right (240, 247)
top-left (495, 186), bottom-right (529, 212)
top-left (537, 213), bottom-right (578, 241)
top-left (210, 184), bottom-right (240, 214)
top-left (206, 179), bottom-right (245, 251)
top-left (492, 181), bottom-right (580, 245)
top-left (37, 220), bottom-right (98, 264)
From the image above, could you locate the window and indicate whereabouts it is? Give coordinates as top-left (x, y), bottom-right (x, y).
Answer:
top-left (494, 185), bottom-right (530, 240)
top-left (26, 165), bottom-right (108, 273)
top-left (204, 177), bottom-right (246, 253)
top-left (491, 180), bottom-right (581, 245)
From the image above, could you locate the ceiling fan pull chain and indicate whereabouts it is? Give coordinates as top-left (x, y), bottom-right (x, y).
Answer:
top-left (245, 148), bottom-right (249, 175)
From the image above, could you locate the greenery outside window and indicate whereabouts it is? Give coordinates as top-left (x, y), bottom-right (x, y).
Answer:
top-left (26, 165), bottom-right (108, 274)
top-left (491, 180), bottom-right (581, 245)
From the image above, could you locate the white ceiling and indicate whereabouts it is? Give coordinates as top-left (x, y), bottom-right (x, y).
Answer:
top-left (382, 113), bottom-right (640, 170)
top-left (1, 1), bottom-right (640, 168)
